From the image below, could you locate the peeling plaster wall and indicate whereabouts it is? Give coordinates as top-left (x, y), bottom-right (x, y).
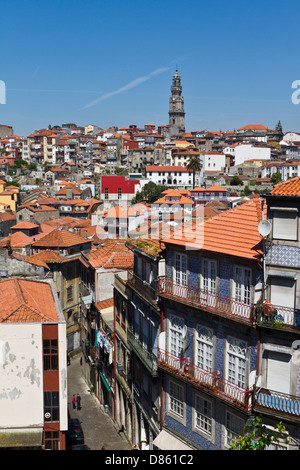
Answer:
top-left (0, 323), bottom-right (43, 428)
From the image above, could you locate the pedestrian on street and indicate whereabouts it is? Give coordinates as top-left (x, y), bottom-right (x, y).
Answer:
top-left (76, 393), bottom-right (81, 410)
top-left (67, 353), bottom-right (71, 366)
top-left (72, 394), bottom-right (76, 409)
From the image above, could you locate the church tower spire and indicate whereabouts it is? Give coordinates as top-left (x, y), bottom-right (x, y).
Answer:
top-left (168, 69), bottom-right (185, 136)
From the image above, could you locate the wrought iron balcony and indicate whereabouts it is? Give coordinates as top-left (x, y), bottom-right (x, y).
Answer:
top-left (127, 271), bottom-right (157, 304)
top-left (157, 276), bottom-right (255, 325)
top-left (156, 348), bottom-right (252, 412)
top-left (127, 329), bottom-right (158, 376)
top-left (256, 303), bottom-right (300, 331)
top-left (253, 386), bottom-right (300, 421)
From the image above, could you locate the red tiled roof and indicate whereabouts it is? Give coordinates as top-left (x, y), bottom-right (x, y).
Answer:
top-left (162, 198), bottom-right (266, 260)
top-left (11, 221), bottom-right (39, 230)
top-left (85, 239), bottom-right (133, 269)
top-left (270, 176), bottom-right (300, 196)
top-left (146, 165), bottom-right (191, 172)
top-left (94, 298), bottom-right (114, 311)
top-left (31, 228), bottom-right (89, 248)
top-left (0, 278), bottom-right (59, 323)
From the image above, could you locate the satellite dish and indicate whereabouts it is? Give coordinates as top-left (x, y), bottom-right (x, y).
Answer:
top-left (258, 220), bottom-right (271, 237)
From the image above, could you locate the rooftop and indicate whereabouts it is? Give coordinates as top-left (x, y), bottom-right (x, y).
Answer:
top-left (0, 278), bottom-right (60, 323)
top-left (162, 198), bottom-right (266, 260)
top-left (270, 176), bottom-right (300, 196)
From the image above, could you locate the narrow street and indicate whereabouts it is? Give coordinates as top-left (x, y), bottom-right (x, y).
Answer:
top-left (67, 353), bottom-right (131, 451)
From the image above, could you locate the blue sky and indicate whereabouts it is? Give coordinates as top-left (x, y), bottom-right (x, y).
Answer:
top-left (1, 0), bottom-right (300, 137)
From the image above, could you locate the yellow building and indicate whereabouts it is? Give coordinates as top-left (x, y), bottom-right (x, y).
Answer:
top-left (0, 184), bottom-right (20, 211)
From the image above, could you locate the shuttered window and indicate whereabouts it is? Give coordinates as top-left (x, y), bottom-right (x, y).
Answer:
top-left (273, 211), bottom-right (298, 240)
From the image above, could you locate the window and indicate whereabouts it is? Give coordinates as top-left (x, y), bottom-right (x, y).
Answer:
top-left (225, 411), bottom-right (244, 448)
top-left (104, 188), bottom-right (109, 199)
top-left (44, 391), bottom-right (59, 422)
top-left (233, 266), bottom-right (251, 304)
top-left (43, 339), bottom-right (58, 370)
top-left (226, 336), bottom-right (247, 388)
top-left (169, 314), bottom-right (185, 357)
top-left (118, 188), bottom-right (122, 199)
top-left (174, 252), bottom-right (187, 286)
top-left (169, 380), bottom-right (184, 418)
top-left (194, 393), bottom-right (213, 436)
top-left (44, 430), bottom-right (60, 450)
top-left (272, 210), bottom-right (297, 240)
top-left (66, 285), bottom-right (73, 302)
top-left (201, 259), bottom-right (216, 294)
top-left (196, 325), bottom-right (213, 372)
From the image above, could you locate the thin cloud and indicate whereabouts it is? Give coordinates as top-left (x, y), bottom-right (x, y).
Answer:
top-left (82, 67), bottom-right (171, 110)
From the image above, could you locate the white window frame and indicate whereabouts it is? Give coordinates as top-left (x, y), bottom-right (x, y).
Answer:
top-left (272, 209), bottom-right (298, 241)
top-left (224, 410), bottom-right (245, 448)
top-left (174, 252), bottom-right (187, 286)
top-left (169, 314), bottom-right (185, 358)
top-left (168, 379), bottom-right (185, 420)
top-left (195, 324), bottom-right (214, 372)
top-left (226, 336), bottom-right (247, 389)
top-left (233, 265), bottom-right (252, 305)
top-left (194, 392), bottom-right (213, 439)
top-left (201, 258), bottom-right (217, 294)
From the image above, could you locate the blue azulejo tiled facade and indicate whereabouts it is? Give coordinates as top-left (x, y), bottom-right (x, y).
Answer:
top-left (161, 297), bottom-right (258, 450)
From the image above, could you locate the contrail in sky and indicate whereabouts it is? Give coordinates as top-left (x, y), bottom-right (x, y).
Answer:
top-left (82, 66), bottom-right (171, 110)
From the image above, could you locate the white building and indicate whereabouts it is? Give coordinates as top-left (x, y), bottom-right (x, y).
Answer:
top-left (146, 165), bottom-right (193, 188)
top-left (0, 278), bottom-right (67, 450)
top-left (261, 161), bottom-right (300, 181)
top-left (233, 143), bottom-right (271, 166)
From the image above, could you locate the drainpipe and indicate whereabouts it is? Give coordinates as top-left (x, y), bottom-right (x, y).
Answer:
top-left (160, 298), bottom-right (164, 430)
top-left (113, 298), bottom-right (116, 422)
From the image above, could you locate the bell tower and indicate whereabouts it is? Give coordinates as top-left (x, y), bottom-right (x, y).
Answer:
top-left (168, 69), bottom-right (185, 136)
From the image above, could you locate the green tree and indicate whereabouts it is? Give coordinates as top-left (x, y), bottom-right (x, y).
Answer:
top-left (187, 156), bottom-right (202, 188)
top-left (132, 181), bottom-right (169, 203)
top-left (271, 171), bottom-right (282, 185)
top-left (229, 415), bottom-right (288, 450)
top-left (230, 175), bottom-right (243, 186)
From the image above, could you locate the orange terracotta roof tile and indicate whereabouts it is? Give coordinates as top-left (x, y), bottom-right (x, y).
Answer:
top-left (11, 221), bottom-right (39, 230)
top-left (94, 298), bottom-right (114, 311)
top-left (162, 198), bottom-right (266, 260)
top-left (0, 278), bottom-right (59, 323)
top-left (270, 176), bottom-right (300, 196)
top-left (84, 239), bottom-right (133, 268)
top-left (31, 228), bottom-right (89, 248)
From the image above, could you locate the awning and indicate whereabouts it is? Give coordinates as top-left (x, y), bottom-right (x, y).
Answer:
top-left (268, 270), bottom-right (297, 280)
top-left (0, 428), bottom-right (43, 448)
top-left (153, 429), bottom-right (194, 451)
top-left (100, 373), bottom-right (113, 394)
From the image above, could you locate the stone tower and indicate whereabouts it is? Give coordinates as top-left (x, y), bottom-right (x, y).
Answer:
top-left (168, 69), bottom-right (185, 136)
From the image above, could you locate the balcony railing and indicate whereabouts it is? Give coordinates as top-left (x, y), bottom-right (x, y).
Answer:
top-left (127, 271), bottom-right (157, 303)
top-left (253, 386), bottom-right (300, 420)
top-left (156, 348), bottom-right (252, 411)
top-left (127, 329), bottom-right (158, 376)
top-left (255, 303), bottom-right (300, 330)
top-left (157, 276), bottom-right (255, 325)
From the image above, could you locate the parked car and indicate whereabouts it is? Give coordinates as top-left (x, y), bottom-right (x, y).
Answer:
top-left (71, 444), bottom-right (90, 450)
top-left (66, 419), bottom-right (84, 446)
